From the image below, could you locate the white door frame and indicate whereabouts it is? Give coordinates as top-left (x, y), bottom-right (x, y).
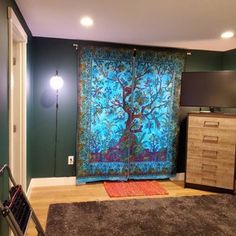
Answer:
top-left (8, 7), bottom-right (27, 191)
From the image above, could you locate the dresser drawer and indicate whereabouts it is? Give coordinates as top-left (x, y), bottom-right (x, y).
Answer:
top-left (188, 127), bottom-right (236, 145)
top-left (186, 173), bottom-right (234, 189)
top-left (187, 140), bottom-right (235, 162)
top-left (187, 157), bottom-right (235, 171)
top-left (188, 115), bottom-right (236, 131)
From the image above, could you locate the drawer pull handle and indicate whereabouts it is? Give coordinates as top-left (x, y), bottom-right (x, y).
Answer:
top-left (202, 178), bottom-right (216, 183)
top-left (202, 170), bottom-right (216, 176)
top-left (204, 121), bottom-right (219, 128)
top-left (202, 150), bottom-right (218, 159)
top-left (202, 164), bottom-right (217, 171)
top-left (203, 135), bottom-right (218, 144)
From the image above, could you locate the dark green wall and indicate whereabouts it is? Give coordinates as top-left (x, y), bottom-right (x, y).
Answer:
top-left (0, 1), bottom-right (32, 235)
top-left (0, 3), bottom-right (9, 234)
top-left (30, 38), bottom-right (77, 177)
top-left (222, 49), bottom-right (236, 70)
top-left (185, 50), bottom-right (223, 71)
top-left (30, 40), bottom-right (226, 176)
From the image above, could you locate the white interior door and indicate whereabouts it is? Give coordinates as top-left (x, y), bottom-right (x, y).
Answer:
top-left (8, 8), bottom-right (27, 192)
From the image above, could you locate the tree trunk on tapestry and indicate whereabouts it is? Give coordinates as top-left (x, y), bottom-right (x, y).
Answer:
top-left (76, 46), bottom-right (185, 184)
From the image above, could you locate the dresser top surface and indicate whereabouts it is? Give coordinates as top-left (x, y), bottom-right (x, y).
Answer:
top-left (188, 112), bottom-right (236, 118)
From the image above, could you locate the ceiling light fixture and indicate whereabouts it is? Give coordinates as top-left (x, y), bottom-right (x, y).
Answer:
top-left (80, 16), bottom-right (94, 27)
top-left (221, 31), bottom-right (234, 39)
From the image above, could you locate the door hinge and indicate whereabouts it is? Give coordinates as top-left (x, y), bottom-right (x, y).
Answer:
top-left (13, 57), bottom-right (16, 66)
top-left (13, 125), bottom-right (16, 133)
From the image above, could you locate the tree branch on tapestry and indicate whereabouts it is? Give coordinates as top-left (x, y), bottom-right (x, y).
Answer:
top-left (93, 58), bottom-right (174, 137)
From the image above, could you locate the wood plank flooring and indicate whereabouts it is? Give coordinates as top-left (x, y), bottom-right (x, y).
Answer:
top-left (26, 180), bottom-right (214, 236)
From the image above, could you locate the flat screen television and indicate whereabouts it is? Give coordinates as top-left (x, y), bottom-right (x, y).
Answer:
top-left (180, 71), bottom-right (236, 111)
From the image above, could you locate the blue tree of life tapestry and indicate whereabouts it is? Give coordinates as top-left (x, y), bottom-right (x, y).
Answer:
top-left (76, 46), bottom-right (185, 184)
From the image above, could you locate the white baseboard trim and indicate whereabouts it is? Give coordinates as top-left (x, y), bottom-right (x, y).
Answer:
top-left (26, 176), bottom-right (76, 198)
top-left (26, 174), bottom-right (185, 198)
top-left (26, 178), bottom-right (33, 198)
top-left (170, 172), bottom-right (185, 181)
top-left (31, 176), bottom-right (76, 187)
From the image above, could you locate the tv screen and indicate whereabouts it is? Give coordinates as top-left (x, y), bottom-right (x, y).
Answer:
top-left (180, 71), bottom-right (236, 108)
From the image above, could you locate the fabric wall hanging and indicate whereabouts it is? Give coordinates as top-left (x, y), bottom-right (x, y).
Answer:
top-left (76, 46), bottom-right (185, 184)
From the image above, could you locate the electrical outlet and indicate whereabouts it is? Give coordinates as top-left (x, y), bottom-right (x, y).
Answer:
top-left (68, 156), bottom-right (74, 165)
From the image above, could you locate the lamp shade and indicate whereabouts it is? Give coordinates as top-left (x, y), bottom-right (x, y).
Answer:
top-left (50, 74), bottom-right (64, 90)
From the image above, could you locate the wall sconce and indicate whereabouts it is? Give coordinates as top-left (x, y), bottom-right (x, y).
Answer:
top-left (50, 70), bottom-right (64, 176)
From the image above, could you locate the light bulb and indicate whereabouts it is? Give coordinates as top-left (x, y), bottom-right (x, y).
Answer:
top-left (50, 75), bottom-right (64, 90)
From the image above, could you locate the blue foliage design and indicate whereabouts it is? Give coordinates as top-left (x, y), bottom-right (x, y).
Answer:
top-left (76, 46), bottom-right (185, 183)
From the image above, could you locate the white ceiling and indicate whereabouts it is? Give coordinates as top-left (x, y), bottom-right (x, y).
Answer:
top-left (16, 0), bottom-right (236, 51)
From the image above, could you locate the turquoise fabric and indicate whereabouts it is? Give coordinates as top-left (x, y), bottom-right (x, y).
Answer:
top-left (76, 46), bottom-right (185, 184)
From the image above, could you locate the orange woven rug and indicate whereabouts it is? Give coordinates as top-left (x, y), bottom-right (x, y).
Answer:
top-left (104, 181), bottom-right (168, 197)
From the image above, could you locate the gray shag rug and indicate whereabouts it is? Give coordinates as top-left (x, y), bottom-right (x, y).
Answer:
top-left (45, 194), bottom-right (236, 236)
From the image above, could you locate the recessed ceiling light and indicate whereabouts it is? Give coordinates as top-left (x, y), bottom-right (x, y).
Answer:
top-left (221, 31), bottom-right (234, 39)
top-left (80, 16), bottom-right (94, 27)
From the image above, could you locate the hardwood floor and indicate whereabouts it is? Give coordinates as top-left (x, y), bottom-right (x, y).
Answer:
top-left (26, 180), bottom-right (214, 236)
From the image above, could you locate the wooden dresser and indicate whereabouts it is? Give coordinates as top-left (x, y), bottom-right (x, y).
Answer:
top-left (185, 113), bottom-right (236, 193)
